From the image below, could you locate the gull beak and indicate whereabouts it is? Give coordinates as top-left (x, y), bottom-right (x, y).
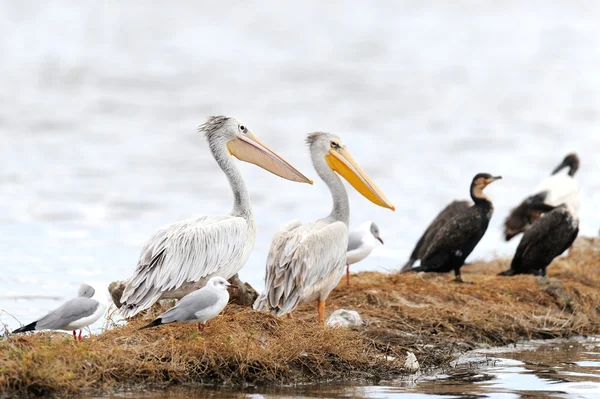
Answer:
top-left (377, 237), bottom-right (384, 245)
top-left (325, 147), bottom-right (395, 210)
top-left (227, 132), bottom-right (313, 184)
top-left (484, 176), bottom-right (502, 186)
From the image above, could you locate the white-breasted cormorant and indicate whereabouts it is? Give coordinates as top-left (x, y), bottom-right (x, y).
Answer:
top-left (504, 153), bottom-right (580, 241)
top-left (499, 204), bottom-right (579, 277)
top-left (403, 173), bottom-right (502, 282)
top-left (401, 200), bottom-right (472, 271)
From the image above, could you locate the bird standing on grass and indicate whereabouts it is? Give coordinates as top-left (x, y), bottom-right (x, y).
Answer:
top-left (403, 173), bottom-right (502, 283)
top-left (499, 204), bottom-right (579, 277)
top-left (118, 116), bottom-right (312, 318)
top-left (139, 276), bottom-right (234, 332)
top-left (401, 200), bottom-right (472, 271)
top-left (253, 132), bottom-right (395, 322)
top-left (504, 153), bottom-right (580, 241)
top-left (345, 221), bottom-right (384, 286)
top-left (11, 284), bottom-right (106, 342)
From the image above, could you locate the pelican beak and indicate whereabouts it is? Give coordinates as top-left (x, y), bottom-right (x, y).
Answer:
top-left (484, 176), bottom-right (503, 186)
top-left (325, 147), bottom-right (395, 210)
top-left (227, 133), bottom-right (313, 184)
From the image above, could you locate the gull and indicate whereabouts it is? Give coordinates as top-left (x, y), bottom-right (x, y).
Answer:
top-left (139, 276), bottom-right (233, 332)
top-left (12, 284), bottom-right (107, 341)
top-left (345, 221), bottom-right (384, 286)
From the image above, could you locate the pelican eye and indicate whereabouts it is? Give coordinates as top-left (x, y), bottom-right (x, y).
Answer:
top-left (239, 125), bottom-right (247, 133)
top-left (330, 141), bottom-right (341, 149)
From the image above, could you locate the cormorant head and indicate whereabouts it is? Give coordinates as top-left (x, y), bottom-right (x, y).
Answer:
top-left (551, 153), bottom-right (580, 177)
top-left (470, 173), bottom-right (502, 202)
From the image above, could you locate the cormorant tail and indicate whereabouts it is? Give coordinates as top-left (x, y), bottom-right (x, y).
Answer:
top-left (498, 269), bottom-right (516, 276)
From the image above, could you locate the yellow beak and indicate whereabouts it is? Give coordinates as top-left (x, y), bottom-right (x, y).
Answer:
top-left (325, 148), bottom-right (395, 210)
top-left (227, 132), bottom-right (313, 184)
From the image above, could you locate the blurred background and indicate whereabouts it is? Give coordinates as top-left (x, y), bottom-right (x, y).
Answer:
top-left (0, 0), bottom-right (598, 330)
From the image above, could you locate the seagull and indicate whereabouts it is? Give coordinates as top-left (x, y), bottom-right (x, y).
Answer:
top-left (118, 116), bottom-right (312, 318)
top-left (139, 276), bottom-right (233, 332)
top-left (254, 132), bottom-right (394, 322)
top-left (345, 221), bottom-right (383, 286)
top-left (11, 284), bottom-right (107, 341)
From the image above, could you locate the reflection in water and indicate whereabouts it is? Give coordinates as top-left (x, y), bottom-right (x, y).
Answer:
top-left (90, 339), bottom-right (600, 398)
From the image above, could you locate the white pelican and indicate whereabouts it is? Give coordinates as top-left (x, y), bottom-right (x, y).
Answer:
top-left (253, 132), bottom-right (394, 322)
top-left (345, 221), bottom-right (383, 286)
top-left (12, 284), bottom-right (107, 342)
top-left (504, 153), bottom-right (580, 241)
top-left (119, 116), bottom-right (312, 318)
top-left (139, 276), bottom-right (233, 332)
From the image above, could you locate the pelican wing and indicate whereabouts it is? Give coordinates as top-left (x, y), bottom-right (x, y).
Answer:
top-left (254, 219), bottom-right (347, 315)
top-left (120, 215), bottom-right (250, 317)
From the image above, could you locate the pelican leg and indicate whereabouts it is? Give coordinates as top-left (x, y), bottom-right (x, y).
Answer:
top-left (197, 322), bottom-right (205, 332)
top-left (317, 300), bottom-right (326, 323)
top-left (346, 264), bottom-right (351, 286)
top-left (286, 313), bottom-right (293, 319)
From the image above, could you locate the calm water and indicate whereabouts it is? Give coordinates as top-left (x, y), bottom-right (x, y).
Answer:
top-left (0, 0), bottom-right (599, 365)
top-left (91, 338), bottom-right (600, 398)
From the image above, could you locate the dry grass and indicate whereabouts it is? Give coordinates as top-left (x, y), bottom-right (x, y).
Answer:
top-left (2, 237), bottom-right (600, 397)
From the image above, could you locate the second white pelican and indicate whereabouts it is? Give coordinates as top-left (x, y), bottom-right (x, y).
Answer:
top-left (119, 116), bottom-right (312, 318)
top-left (253, 132), bottom-right (394, 322)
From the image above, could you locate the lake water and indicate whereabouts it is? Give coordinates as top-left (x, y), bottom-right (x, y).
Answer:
top-left (0, 0), bottom-right (599, 362)
top-left (90, 338), bottom-right (600, 398)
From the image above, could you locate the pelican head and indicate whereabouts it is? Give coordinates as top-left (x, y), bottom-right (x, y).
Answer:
top-left (199, 116), bottom-right (312, 184)
top-left (306, 132), bottom-right (395, 210)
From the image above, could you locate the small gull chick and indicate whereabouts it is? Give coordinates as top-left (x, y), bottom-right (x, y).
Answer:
top-left (11, 284), bottom-right (107, 342)
top-left (139, 276), bottom-right (233, 332)
top-left (346, 221), bottom-right (384, 286)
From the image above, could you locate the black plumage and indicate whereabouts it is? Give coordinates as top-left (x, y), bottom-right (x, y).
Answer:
top-left (401, 200), bottom-right (471, 271)
top-left (403, 173), bottom-right (502, 282)
top-left (504, 153), bottom-right (580, 241)
top-left (12, 321), bottom-right (37, 334)
top-left (499, 205), bottom-right (579, 277)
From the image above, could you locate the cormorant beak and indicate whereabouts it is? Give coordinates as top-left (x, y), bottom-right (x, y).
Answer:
top-left (325, 147), bottom-right (395, 211)
top-left (484, 176), bottom-right (502, 186)
top-left (551, 159), bottom-right (569, 175)
top-left (377, 237), bottom-right (384, 245)
top-left (227, 132), bottom-right (313, 184)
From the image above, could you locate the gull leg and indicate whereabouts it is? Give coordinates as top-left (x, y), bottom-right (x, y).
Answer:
top-left (318, 300), bottom-right (326, 323)
top-left (78, 330), bottom-right (83, 342)
top-left (72, 330), bottom-right (77, 341)
top-left (346, 264), bottom-right (351, 286)
top-left (197, 322), bottom-right (205, 332)
top-left (286, 313), bottom-right (293, 319)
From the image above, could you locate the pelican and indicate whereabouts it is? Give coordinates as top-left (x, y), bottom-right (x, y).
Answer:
top-left (504, 153), bottom-right (580, 241)
top-left (253, 132), bottom-right (394, 322)
top-left (119, 116), bottom-right (312, 318)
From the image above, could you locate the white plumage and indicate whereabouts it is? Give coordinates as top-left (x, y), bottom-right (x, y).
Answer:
top-left (119, 116), bottom-right (311, 318)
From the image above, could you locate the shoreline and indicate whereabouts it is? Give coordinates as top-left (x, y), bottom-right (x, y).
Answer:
top-left (1, 237), bottom-right (599, 397)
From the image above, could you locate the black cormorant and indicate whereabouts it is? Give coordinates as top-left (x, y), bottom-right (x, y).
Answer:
top-left (504, 153), bottom-right (580, 241)
top-left (401, 200), bottom-right (471, 271)
top-left (499, 204), bottom-right (579, 277)
top-left (403, 173), bottom-right (502, 282)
